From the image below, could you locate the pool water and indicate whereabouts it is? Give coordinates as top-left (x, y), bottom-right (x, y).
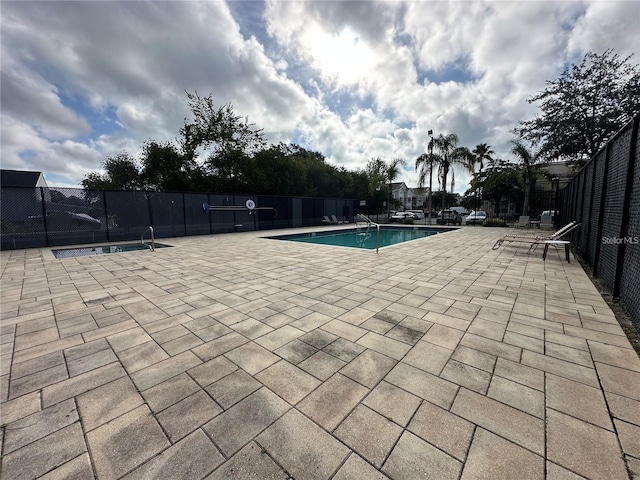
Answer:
top-left (268, 227), bottom-right (451, 250)
top-left (53, 243), bottom-right (170, 258)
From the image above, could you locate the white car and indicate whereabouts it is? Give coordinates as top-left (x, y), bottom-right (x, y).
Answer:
top-left (390, 212), bottom-right (415, 222)
top-left (465, 210), bottom-right (487, 225)
top-left (407, 210), bottom-right (424, 220)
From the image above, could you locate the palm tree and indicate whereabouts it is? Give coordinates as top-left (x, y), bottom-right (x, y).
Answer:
top-left (415, 150), bottom-right (439, 220)
top-left (430, 133), bottom-right (474, 211)
top-left (511, 139), bottom-right (543, 215)
top-left (385, 157), bottom-right (406, 215)
top-left (471, 143), bottom-right (494, 211)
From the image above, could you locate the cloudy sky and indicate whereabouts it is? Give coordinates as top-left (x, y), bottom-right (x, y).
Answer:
top-left (1, 1), bottom-right (638, 194)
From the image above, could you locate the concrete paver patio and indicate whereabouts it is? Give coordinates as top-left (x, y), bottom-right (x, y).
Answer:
top-left (1, 225), bottom-right (639, 479)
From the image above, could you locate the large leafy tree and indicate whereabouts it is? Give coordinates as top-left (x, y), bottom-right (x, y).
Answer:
top-left (140, 141), bottom-right (198, 192)
top-left (81, 152), bottom-right (142, 191)
top-left (515, 49), bottom-right (640, 165)
top-left (511, 139), bottom-right (543, 215)
top-left (430, 133), bottom-right (473, 210)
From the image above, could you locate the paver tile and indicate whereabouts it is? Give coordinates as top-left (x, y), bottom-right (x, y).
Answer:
top-left (595, 362), bottom-right (640, 401)
top-left (460, 428), bottom-right (544, 480)
top-left (0, 423), bottom-right (86, 480)
top-left (42, 362), bottom-right (126, 408)
top-left (142, 372), bottom-right (201, 413)
top-left (9, 363), bottom-right (68, 399)
top-left (451, 388), bottom-right (544, 455)
top-left (441, 360), bottom-right (492, 394)
top-left (299, 350), bottom-right (347, 380)
top-left (67, 348), bottom-right (119, 376)
top-left (521, 350), bottom-right (599, 388)
top-left (187, 355), bottom-right (238, 387)
top-left (203, 387), bottom-right (289, 457)
top-left (588, 341), bottom-right (640, 371)
top-left (254, 325), bottom-right (304, 350)
top-left (205, 368), bottom-right (262, 409)
top-left (3, 398), bottom-right (78, 455)
top-left (129, 350), bottom-right (201, 391)
top-left (546, 408), bottom-right (628, 480)
top-left (77, 377), bottom-right (144, 431)
top-left (299, 328), bottom-right (338, 349)
top-left (408, 400), bottom-right (475, 461)
top-left (403, 341), bottom-right (452, 375)
top-left (460, 332), bottom-right (521, 362)
top-left (156, 390), bottom-right (222, 441)
top-left (0, 390), bottom-right (41, 424)
top-left (256, 359), bottom-right (321, 404)
top-left (451, 345), bottom-right (496, 373)
top-left (385, 362), bottom-right (458, 409)
top-left (493, 357), bottom-right (544, 391)
top-left (546, 373), bottom-right (612, 430)
top-left (321, 319), bottom-right (367, 342)
top-left (487, 375), bottom-right (544, 418)
top-left (274, 338), bottom-right (318, 364)
top-left (257, 409), bottom-right (350, 480)
top-left (335, 404), bottom-right (403, 467)
top-left (604, 392), bottom-right (640, 426)
top-left (614, 418), bottom-right (640, 459)
top-left (117, 341), bottom-right (169, 373)
top-left (332, 453), bottom-right (390, 480)
top-left (340, 349), bottom-right (397, 388)
top-left (363, 380), bottom-right (421, 427)
top-left (297, 373), bottom-right (369, 431)
top-left (125, 429), bottom-right (224, 480)
top-left (205, 441), bottom-right (287, 480)
top-left (192, 332), bottom-right (249, 361)
top-left (382, 431), bottom-right (462, 480)
top-left (37, 452), bottom-right (94, 480)
top-left (224, 342), bottom-right (280, 375)
top-left (322, 337), bottom-right (365, 362)
top-left (86, 404), bottom-right (169, 479)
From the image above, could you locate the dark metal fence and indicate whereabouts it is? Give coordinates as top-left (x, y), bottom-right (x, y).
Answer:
top-left (557, 114), bottom-right (640, 330)
top-left (0, 187), bottom-right (356, 250)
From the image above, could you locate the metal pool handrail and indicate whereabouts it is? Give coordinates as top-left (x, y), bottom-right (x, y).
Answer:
top-left (355, 214), bottom-right (380, 253)
top-left (141, 226), bottom-right (155, 251)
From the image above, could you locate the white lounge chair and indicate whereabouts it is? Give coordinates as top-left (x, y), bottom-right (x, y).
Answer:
top-left (492, 221), bottom-right (580, 250)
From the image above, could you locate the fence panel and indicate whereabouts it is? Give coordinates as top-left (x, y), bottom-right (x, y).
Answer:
top-left (598, 127), bottom-right (632, 290)
top-left (104, 191), bottom-right (152, 242)
top-left (149, 192), bottom-right (186, 239)
top-left (0, 187), bottom-right (47, 249)
top-left (619, 124), bottom-right (640, 328)
top-left (185, 193), bottom-right (211, 236)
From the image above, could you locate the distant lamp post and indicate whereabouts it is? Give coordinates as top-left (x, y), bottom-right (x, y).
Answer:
top-left (428, 129), bottom-right (434, 225)
top-left (475, 160), bottom-right (483, 225)
top-left (552, 176), bottom-right (560, 228)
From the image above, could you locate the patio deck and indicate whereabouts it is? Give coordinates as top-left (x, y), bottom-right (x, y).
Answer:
top-left (1, 226), bottom-right (639, 479)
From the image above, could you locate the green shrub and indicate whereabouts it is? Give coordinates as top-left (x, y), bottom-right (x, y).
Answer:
top-left (403, 217), bottom-right (414, 225)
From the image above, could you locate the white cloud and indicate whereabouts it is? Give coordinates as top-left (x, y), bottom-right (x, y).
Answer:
top-left (1, 0), bottom-right (637, 197)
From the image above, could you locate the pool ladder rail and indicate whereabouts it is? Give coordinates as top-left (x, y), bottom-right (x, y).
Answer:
top-left (141, 226), bottom-right (155, 251)
top-left (355, 214), bottom-right (380, 253)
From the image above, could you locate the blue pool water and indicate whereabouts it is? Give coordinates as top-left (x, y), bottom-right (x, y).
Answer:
top-left (268, 226), bottom-right (452, 250)
top-left (53, 243), bottom-right (171, 258)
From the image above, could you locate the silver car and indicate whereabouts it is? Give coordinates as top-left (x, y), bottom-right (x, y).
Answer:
top-left (465, 210), bottom-right (487, 225)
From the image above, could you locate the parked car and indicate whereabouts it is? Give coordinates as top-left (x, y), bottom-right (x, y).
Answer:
top-left (390, 211), bottom-right (415, 223)
top-left (436, 210), bottom-right (462, 225)
top-left (407, 210), bottom-right (424, 220)
top-left (465, 210), bottom-right (487, 225)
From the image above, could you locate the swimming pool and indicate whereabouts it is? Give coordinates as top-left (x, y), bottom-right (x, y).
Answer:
top-left (52, 242), bottom-right (171, 258)
top-left (267, 226), bottom-right (452, 250)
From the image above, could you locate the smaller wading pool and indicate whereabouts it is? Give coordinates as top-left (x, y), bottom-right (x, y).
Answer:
top-left (267, 226), bottom-right (453, 250)
top-left (52, 243), bottom-right (171, 259)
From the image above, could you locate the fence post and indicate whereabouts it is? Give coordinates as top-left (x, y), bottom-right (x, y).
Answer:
top-left (613, 116), bottom-right (639, 296)
top-left (592, 144), bottom-right (611, 276)
top-left (40, 187), bottom-right (50, 247)
top-left (103, 190), bottom-right (111, 243)
top-left (183, 192), bottom-right (187, 236)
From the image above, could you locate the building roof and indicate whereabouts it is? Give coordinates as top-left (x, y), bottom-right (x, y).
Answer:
top-left (1, 169), bottom-right (47, 188)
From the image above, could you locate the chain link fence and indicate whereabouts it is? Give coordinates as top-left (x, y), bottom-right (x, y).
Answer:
top-left (0, 187), bottom-right (355, 250)
top-left (557, 114), bottom-right (640, 331)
